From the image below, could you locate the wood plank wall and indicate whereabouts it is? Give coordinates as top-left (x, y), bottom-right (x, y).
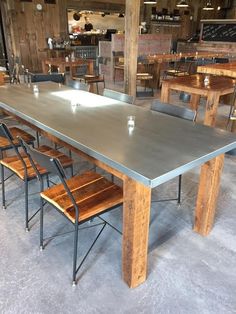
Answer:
top-left (0, 0), bottom-right (68, 72)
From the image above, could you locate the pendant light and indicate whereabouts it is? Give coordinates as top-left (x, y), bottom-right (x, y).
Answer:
top-left (176, 0), bottom-right (189, 8)
top-left (203, 1), bottom-right (214, 10)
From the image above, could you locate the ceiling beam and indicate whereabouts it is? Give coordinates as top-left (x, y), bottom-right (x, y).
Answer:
top-left (67, 1), bottom-right (125, 13)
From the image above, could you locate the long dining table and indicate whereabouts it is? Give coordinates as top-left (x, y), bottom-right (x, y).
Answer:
top-left (0, 82), bottom-right (236, 288)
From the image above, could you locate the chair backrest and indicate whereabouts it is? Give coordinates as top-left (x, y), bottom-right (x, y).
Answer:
top-left (20, 137), bottom-right (79, 219)
top-left (30, 73), bottom-right (65, 84)
top-left (151, 100), bottom-right (196, 121)
top-left (67, 80), bottom-right (89, 91)
top-left (0, 123), bottom-right (26, 168)
top-left (103, 89), bottom-right (134, 104)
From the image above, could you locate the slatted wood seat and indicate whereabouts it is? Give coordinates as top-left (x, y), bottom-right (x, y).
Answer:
top-left (21, 139), bottom-right (123, 285)
top-left (0, 145), bottom-right (73, 180)
top-left (41, 171), bottom-right (123, 223)
top-left (0, 127), bottom-right (35, 150)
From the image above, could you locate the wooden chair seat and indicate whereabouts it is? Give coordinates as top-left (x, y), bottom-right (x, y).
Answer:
top-left (114, 64), bottom-right (124, 70)
top-left (0, 145), bottom-right (73, 180)
top-left (41, 171), bottom-right (123, 223)
top-left (0, 127), bottom-right (35, 150)
top-left (166, 69), bottom-right (189, 77)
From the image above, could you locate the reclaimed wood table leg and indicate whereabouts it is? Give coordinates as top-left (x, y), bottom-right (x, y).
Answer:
top-left (122, 176), bottom-right (151, 288)
top-left (204, 91), bottom-right (220, 126)
top-left (42, 61), bottom-right (47, 74)
top-left (87, 60), bottom-right (94, 75)
top-left (190, 94), bottom-right (200, 111)
top-left (160, 81), bottom-right (170, 103)
top-left (194, 154), bottom-right (224, 236)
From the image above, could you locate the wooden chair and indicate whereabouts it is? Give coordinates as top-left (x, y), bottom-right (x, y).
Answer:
top-left (163, 57), bottom-right (194, 79)
top-left (136, 56), bottom-right (154, 97)
top-left (112, 51), bottom-right (124, 82)
top-left (73, 57), bottom-right (106, 94)
top-left (103, 89), bottom-right (134, 104)
top-left (21, 139), bottom-right (123, 285)
top-left (0, 123), bottom-right (73, 231)
top-left (151, 100), bottom-right (196, 204)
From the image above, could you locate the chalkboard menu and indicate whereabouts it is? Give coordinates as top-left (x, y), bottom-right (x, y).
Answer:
top-left (202, 23), bottom-right (236, 42)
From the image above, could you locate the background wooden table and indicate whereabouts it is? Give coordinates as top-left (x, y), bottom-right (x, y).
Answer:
top-left (161, 74), bottom-right (235, 126)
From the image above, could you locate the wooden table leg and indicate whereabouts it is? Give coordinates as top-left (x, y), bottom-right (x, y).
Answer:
top-left (42, 61), bottom-right (47, 74)
top-left (204, 91), bottom-right (220, 126)
top-left (160, 81), bottom-right (170, 103)
top-left (87, 60), bottom-right (94, 75)
top-left (122, 176), bottom-right (151, 288)
top-left (190, 94), bottom-right (200, 111)
top-left (194, 154), bottom-right (224, 236)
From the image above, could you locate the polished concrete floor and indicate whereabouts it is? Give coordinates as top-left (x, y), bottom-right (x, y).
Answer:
top-left (0, 85), bottom-right (236, 314)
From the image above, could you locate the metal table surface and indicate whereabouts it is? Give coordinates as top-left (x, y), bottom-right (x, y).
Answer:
top-left (0, 82), bottom-right (236, 188)
top-left (1, 82), bottom-right (236, 289)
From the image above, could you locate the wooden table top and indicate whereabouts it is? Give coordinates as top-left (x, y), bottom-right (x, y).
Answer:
top-left (0, 82), bottom-right (236, 188)
top-left (197, 62), bottom-right (236, 78)
top-left (147, 51), bottom-right (225, 63)
top-left (163, 74), bottom-right (235, 95)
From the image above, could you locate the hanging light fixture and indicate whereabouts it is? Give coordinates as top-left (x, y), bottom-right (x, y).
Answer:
top-left (203, 1), bottom-right (214, 10)
top-left (144, 0), bottom-right (157, 4)
top-left (176, 0), bottom-right (189, 8)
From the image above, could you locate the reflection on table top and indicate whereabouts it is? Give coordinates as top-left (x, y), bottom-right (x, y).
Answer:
top-left (0, 82), bottom-right (236, 187)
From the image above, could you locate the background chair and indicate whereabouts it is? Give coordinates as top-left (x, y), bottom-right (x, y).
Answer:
top-left (103, 89), bottom-right (134, 104)
top-left (0, 123), bottom-right (73, 231)
top-left (22, 141), bottom-right (123, 286)
top-left (112, 51), bottom-right (124, 82)
top-left (67, 80), bottom-right (89, 91)
top-left (163, 56), bottom-right (194, 79)
top-left (151, 100), bottom-right (196, 204)
top-left (136, 56), bottom-right (154, 97)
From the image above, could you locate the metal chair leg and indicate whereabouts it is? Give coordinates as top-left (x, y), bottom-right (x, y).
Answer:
top-left (177, 175), bottom-right (182, 204)
top-left (40, 196), bottom-right (44, 251)
top-left (1, 164), bottom-right (6, 210)
top-left (25, 179), bottom-right (29, 231)
top-left (36, 131), bottom-right (40, 147)
top-left (72, 222), bottom-right (79, 286)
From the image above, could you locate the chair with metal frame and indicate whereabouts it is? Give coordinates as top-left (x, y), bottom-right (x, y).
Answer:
top-left (136, 56), bottom-right (154, 97)
top-left (151, 100), bottom-right (196, 204)
top-left (20, 139), bottom-right (123, 286)
top-left (103, 88), bottom-right (134, 104)
top-left (75, 56), bottom-right (106, 94)
top-left (112, 51), bottom-right (124, 82)
top-left (67, 80), bottom-right (89, 91)
top-left (163, 57), bottom-right (194, 79)
top-left (0, 123), bottom-right (73, 231)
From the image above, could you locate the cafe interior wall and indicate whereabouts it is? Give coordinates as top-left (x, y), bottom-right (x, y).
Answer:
top-left (68, 11), bottom-right (125, 33)
top-left (0, 0), bottom-right (68, 72)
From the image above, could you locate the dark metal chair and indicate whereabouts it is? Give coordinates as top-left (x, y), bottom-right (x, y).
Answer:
top-left (21, 139), bottom-right (123, 286)
top-left (0, 123), bottom-right (73, 231)
top-left (151, 100), bottom-right (196, 204)
top-left (227, 85), bottom-right (236, 129)
top-left (67, 80), bottom-right (89, 91)
top-left (103, 89), bottom-right (134, 104)
top-left (163, 57), bottom-right (194, 79)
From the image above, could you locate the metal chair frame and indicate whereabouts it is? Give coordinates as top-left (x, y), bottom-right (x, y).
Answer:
top-left (136, 56), bottom-right (154, 97)
top-left (103, 88), bottom-right (134, 104)
top-left (21, 139), bottom-right (122, 286)
top-left (150, 100), bottom-right (196, 204)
